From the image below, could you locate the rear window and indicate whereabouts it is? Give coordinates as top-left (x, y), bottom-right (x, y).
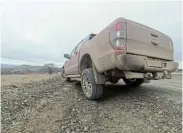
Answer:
top-left (89, 34), bottom-right (96, 40)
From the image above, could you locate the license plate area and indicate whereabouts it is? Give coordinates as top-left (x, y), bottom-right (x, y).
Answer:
top-left (148, 60), bottom-right (162, 68)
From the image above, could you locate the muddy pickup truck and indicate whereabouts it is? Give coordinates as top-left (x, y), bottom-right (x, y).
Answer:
top-left (61, 18), bottom-right (178, 100)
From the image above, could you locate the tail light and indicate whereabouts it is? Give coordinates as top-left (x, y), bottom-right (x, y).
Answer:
top-left (109, 22), bottom-right (127, 50)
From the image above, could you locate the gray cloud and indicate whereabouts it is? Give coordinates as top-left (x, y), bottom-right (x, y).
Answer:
top-left (1, 1), bottom-right (182, 66)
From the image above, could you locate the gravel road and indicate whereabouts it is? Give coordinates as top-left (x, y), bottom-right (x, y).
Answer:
top-left (1, 74), bottom-right (182, 133)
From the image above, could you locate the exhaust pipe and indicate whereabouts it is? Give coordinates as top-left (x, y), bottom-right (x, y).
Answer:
top-left (145, 73), bottom-right (153, 79)
top-left (153, 72), bottom-right (159, 80)
top-left (163, 71), bottom-right (172, 79)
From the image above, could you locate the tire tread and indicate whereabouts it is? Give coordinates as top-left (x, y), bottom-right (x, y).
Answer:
top-left (81, 68), bottom-right (103, 100)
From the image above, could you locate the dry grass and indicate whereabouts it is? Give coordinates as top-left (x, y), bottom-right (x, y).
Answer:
top-left (1, 73), bottom-right (58, 86)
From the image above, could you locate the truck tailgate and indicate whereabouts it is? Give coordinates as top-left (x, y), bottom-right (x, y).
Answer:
top-left (125, 19), bottom-right (174, 61)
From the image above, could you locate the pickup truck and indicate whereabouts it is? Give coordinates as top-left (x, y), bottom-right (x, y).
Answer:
top-left (61, 18), bottom-right (179, 100)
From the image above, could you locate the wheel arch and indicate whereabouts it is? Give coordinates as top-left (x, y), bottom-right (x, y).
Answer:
top-left (79, 53), bottom-right (106, 84)
top-left (79, 53), bottom-right (94, 74)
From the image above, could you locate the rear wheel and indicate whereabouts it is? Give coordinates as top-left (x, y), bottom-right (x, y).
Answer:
top-left (123, 77), bottom-right (144, 87)
top-left (81, 68), bottom-right (103, 100)
top-left (61, 68), bottom-right (70, 81)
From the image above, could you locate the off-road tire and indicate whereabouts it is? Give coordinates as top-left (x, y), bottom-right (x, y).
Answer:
top-left (61, 68), bottom-right (70, 82)
top-left (81, 68), bottom-right (103, 100)
top-left (123, 78), bottom-right (144, 87)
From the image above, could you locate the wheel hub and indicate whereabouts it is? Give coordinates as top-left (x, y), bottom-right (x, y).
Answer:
top-left (82, 74), bottom-right (92, 97)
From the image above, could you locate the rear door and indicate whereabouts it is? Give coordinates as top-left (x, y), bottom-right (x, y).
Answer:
top-left (64, 46), bottom-right (78, 75)
top-left (74, 35), bottom-right (92, 74)
top-left (66, 38), bottom-right (88, 75)
top-left (125, 19), bottom-right (174, 61)
top-left (65, 35), bottom-right (95, 75)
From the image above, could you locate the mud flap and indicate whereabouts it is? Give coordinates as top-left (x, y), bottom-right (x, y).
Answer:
top-left (92, 63), bottom-right (105, 84)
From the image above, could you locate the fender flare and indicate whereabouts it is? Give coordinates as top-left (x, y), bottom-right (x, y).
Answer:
top-left (79, 54), bottom-right (105, 84)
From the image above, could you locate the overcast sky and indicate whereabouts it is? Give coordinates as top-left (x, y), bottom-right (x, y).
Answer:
top-left (1, 1), bottom-right (182, 67)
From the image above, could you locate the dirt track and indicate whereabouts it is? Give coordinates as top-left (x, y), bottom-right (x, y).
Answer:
top-left (1, 74), bottom-right (182, 133)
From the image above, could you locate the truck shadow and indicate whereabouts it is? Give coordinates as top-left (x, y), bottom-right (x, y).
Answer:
top-left (71, 79), bottom-right (181, 110)
top-left (102, 83), bottom-right (148, 101)
top-left (72, 80), bottom-right (151, 101)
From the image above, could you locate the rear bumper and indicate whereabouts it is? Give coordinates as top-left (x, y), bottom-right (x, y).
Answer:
top-left (117, 54), bottom-right (179, 72)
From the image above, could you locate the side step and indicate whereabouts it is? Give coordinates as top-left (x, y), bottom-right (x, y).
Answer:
top-left (66, 75), bottom-right (80, 78)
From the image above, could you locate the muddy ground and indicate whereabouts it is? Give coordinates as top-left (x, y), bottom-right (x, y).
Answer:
top-left (1, 74), bottom-right (182, 133)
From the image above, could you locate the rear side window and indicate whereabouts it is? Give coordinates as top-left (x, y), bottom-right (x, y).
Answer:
top-left (89, 34), bottom-right (96, 40)
top-left (75, 34), bottom-right (96, 53)
top-left (70, 46), bottom-right (77, 56)
top-left (75, 40), bottom-right (84, 53)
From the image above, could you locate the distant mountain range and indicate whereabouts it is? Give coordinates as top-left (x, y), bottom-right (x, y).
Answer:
top-left (1, 64), bottom-right (17, 68)
top-left (1, 63), bottom-right (42, 68)
top-left (1, 63), bottom-right (60, 75)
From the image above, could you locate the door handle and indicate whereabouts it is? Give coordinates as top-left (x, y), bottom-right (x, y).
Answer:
top-left (151, 39), bottom-right (159, 46)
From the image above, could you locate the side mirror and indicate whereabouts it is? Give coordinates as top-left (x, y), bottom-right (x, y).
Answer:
top-left (64, 54), bottom-right (70, 59)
